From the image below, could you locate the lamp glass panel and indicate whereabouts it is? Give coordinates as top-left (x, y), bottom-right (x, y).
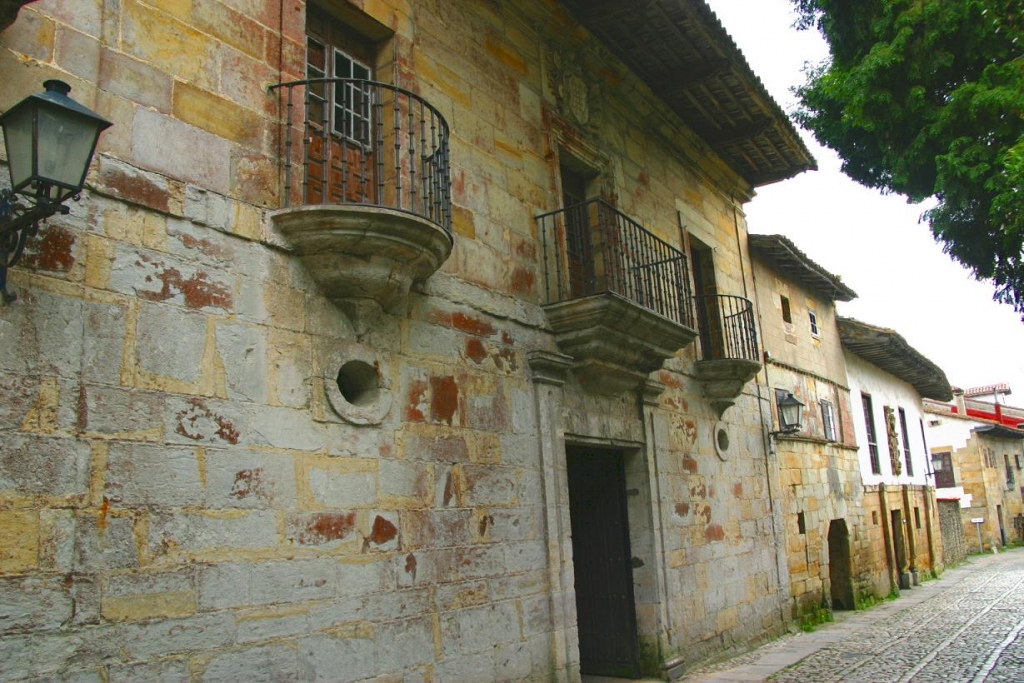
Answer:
top-left (2, 106), bottom-right (35, 192)
top-left (36, 108), bottom-right (98, 191)
top-left (779, 396), bottom-right (803, 428)
top-left (931, 454), bottom-right (945, 471)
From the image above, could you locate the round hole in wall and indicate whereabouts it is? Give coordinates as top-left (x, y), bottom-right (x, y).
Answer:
top-left (717, 427), bottom-right (730, 452)
top-left (714, 420), bottom-right (731, 461)
top-left (337, 360), bottom-right (380, 407)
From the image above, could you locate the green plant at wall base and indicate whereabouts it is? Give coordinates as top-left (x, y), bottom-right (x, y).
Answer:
top-left (798, 606), bottom-right (833, 632)
top-left (855, 593), bottom-right (880, 611)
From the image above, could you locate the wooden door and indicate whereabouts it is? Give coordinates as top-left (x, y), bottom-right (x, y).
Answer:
top-left (567, 449), bottom-right (641, 678)
top-left (305, 7), bottom-right (376, 205)
top-left (690, 238), bottom-right (723, 358)
top-left (560, 167), bottom-right (592, 297)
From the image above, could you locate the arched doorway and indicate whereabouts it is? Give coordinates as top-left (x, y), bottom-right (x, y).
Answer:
top-left (828, 519), bottom-right (854, 610)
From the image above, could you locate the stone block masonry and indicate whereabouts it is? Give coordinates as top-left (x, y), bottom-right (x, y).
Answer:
top-left (1, 0), bottom-right (800, 680)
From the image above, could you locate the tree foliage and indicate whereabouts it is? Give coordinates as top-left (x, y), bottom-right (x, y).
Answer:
top-left (792, 0), bottom-right (1024, 314)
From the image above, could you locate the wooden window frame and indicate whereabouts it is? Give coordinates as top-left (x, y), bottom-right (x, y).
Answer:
top-left (820, 398), bottom-right (837, 442)
top-left (862, 392), bottom-right (881, 475)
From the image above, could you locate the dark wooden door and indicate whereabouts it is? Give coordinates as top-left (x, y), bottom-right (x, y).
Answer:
top-left (567, 449), bottom-right (641, 678)
top-left (891, 510), bottom-right (907, 571)
top-left (560, 167), bottom-right (592, 297)
top-left (828, 519), bottom-right (854, 610)
top-left (690, 238), bottom-right (722, 358)
top-left (305, 7), bottom-right (376, 205)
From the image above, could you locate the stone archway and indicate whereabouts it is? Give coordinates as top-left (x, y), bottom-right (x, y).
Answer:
top-left (828, 519), bottom-right (855, 610)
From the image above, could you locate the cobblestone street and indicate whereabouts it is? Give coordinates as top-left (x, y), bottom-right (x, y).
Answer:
top-left (683, 549), bottom-right (1024, 682)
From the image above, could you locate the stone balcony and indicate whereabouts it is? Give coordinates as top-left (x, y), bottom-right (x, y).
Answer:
top-left (692, 294), bottom-right (761, 416)
top-left (268, 78), bottom-right (452, 326)
top-left (536, 199), bottom-right (698, 393)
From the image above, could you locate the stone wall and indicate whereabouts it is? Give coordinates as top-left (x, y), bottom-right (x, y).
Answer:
top-left (0, 0), bottom-right (793, 680)
top-left (751, 259), bottom-right (864, 615)
top-left (856, 484), bottom-right (943, 599)
top-left (939, 500), bottom-right (968, 565)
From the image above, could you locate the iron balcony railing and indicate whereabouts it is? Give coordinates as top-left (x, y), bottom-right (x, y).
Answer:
top-left (692, 294), bottom-right (759, 362)
top-left (269, 78), bottom-right (451, 234)
top-left (536, 198), bottom-right (694, 328)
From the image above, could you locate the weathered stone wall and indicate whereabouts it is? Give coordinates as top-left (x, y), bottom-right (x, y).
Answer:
top-left (856, 484), bottom-right (943, 599)
top-left (0, 0), bottom-right (793, 680)
top-left (939, 500), bottom-right (968, 565)
top-left (935, 429), bottom-right (1024, 551)
top-left (753, 264), bottom-right (848, 391)
top-left (751, 259), bottom-right (864, 615)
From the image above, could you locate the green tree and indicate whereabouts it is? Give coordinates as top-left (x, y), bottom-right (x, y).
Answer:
top-left (792, 1), bottom-right (1024, 313)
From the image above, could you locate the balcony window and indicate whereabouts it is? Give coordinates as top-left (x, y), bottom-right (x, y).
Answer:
top-left (266, 5), bottom-right (452, 323)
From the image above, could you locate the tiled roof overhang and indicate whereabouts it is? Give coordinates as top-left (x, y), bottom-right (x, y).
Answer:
top-left (559, 0), bottom-right (817, 187)
top-left (749, 234), bottom-right (857, 302)
top-left (973, 424), bottom-right (1024, 440)
top-left (838, 317), bottom-right (953, 401)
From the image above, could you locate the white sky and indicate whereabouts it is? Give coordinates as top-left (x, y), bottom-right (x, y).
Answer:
top-left (705, 0), bottom-right (1024, 403)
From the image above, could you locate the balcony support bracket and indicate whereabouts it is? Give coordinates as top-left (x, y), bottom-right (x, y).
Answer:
top-left (271, 204), bottom-right (453, 330)
top-left (544, 292), bottom-right (698, 395)
top-left (694, 358), bottom-right (762, 418)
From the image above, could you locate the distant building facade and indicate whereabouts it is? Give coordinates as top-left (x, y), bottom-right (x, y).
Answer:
top-left (925, 394), bottom-right (1024, 554)
top-left (749, 235), bottom-right (863, 615)
top-left (841, 318), bottom-right (952, 594)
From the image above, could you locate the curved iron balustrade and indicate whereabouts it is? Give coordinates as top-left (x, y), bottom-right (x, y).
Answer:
top-left (536, 198), bottom-right (695, 328)
top-left (692, 294), bottom-right (759, 362)
top-left (269, 78), bottom-right (451, 234)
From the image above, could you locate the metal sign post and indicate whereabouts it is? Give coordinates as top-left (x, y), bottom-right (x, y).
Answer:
top-left (971, 518), bottom-right (985, 552)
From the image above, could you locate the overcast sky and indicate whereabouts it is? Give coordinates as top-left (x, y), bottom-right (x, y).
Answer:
top-left (705, 0), bottom-right (1024, 404)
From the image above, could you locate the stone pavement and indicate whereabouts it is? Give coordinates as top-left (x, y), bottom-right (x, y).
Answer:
top-left (680, 548), bottom-right (1024, 682)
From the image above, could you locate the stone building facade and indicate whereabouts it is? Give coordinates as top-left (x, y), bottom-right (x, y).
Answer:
top-left (841, 319), bottom-right (951, 596)
top-left (924, 398), bottom-right (1024, 553)
top-left (748, 235), bottom-right (864, 616)
top-left (0, 0), bottom-right (819, 681)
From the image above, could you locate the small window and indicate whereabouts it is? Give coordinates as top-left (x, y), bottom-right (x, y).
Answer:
top-left (1006, 455), bottom-right (1016, 487)
top-left (820, 399), bottom-right (837, 442)
top-left (781, 295), bottom-right (792, 323)
top-left (862, 393), bottom-right (881, 475)
top-left (797, 512), bottom-right (806, 534)
top-left (934, 451), bottom-right (955, 488)
top-left (1016, 454), bottom-right (1023, 470)
top-left (914, 507), bottom-right (922, 529)
top-left (872, 510), bottom-right (878, 525)
top-left (808, 310), bottom-right (819, 337)
top-left (899, 407), bottom-right (913, 476)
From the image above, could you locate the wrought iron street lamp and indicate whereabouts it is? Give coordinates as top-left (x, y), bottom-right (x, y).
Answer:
top-left (766, 392), bottom-right (804, 455)
top-left (773, 392), bottom-right (805, 436)
top-left (0, 79), bottom-right (111, 301)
